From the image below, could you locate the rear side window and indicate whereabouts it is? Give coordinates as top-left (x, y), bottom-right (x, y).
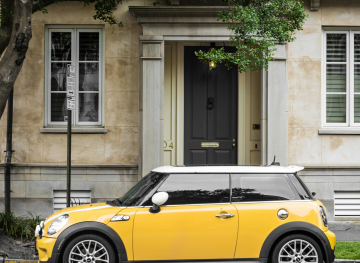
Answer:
top-left (154, 174), bottom-right (230, 205)
top-left (231, 174), bottom-right (296, 202)
top-left (288, 173), bottom-right (313, 200)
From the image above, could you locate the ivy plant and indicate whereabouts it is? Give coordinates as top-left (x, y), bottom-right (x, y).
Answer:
top-left (195, 0), bottom-right (307, 72)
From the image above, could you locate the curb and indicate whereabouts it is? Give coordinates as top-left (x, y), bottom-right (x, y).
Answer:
top-left (335, 260), bottom-right (360, 263)
top-left (3, 260), bottom-right (38, 263)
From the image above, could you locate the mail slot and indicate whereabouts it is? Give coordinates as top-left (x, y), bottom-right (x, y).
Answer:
top-left (201, 142), bottom-right (219, 148)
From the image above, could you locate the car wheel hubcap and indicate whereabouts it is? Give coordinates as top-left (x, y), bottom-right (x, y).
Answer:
top-left (69, 240), bottom-right (109, 263)
top-left (278, 239), bottom-right (318, 263)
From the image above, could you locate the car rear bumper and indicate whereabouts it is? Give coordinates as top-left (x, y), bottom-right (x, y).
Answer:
top-left (324, 230), bottom-right (336, 263)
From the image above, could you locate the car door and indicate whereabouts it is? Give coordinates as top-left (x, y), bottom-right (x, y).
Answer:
top-left (133, 173), bottom-right (238, 261)
top-left (231, 173), bottom-right (300, 259)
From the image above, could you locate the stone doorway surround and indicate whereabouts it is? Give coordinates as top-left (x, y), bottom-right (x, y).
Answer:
top-left (129, 6), bottom-right (289, 177)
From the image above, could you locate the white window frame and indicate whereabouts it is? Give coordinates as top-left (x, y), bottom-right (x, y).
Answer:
top-left (322, 30), bottom-right (360, 128)
top-left (44, 26), bottom-right (104, 127)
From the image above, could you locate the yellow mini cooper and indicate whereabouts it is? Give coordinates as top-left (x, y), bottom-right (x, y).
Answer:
top-left (36, 165), bottom-right (336, 263)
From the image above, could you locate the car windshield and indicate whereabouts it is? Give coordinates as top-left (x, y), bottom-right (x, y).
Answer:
top-left (108, 172), bottom-right (168, 207)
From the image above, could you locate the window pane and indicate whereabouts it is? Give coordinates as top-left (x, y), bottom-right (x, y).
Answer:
top-left (355, 65), bottom-right (360, 93)
top-left (326, 34), bottom-right (346, 62)
top-left (79, 63), bottom-right (99, 91)
top-left (355, 95), bottom-right (360, 123)
top-left (119, 172), bottom-right (168, 207)
top-left (79, 93), bottom-right (99, 122)
top-left (51, 63), bottom-right (70, 91)
top-left (326, 64), bottom-right (346, 92)
top-left (288, 174), bottom-right (312, 200)
top-left (326, 94), bottom-right (346, 123)
top-left (51, 93), bottom-right (67, 122)
top-left (154, 174), bottom-right (230, 205)
top-left (354, 34), bottom-right (360, 62)
top-left (79, 32), bottom-right (99, 61)
top-left (51, 32), bottom-right (71, 61)
top-left (231, 175), bottom-right (295, 202)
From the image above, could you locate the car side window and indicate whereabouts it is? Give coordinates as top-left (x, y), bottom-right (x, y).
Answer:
top-left (231, 174), bottom-right (297, 202)
top-left (288, 173), bottom-right (313, 200)
top-left (152, 173), bottom-right (230, 205)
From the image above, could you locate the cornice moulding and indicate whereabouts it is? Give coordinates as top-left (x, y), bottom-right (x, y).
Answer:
top-left (129, 6), bottom-right (229, 18)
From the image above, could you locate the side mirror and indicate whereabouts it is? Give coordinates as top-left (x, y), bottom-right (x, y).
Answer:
top-left (149, 192), bottom-right (169, 214)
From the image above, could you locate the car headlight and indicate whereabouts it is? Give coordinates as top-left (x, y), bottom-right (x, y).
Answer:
top-left (47, 214), bottom-right (69, 235)
top-left (318, 206), bottom-right (328, 227)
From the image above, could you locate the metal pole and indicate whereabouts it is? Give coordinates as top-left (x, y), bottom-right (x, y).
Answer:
top-left (66, 110), bottom-right (71, 207)
top-left (4, 89), bottom-right (14, 213)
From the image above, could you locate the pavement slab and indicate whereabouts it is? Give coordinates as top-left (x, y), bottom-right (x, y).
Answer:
top-left (328, 221), bottom-right (360, 242)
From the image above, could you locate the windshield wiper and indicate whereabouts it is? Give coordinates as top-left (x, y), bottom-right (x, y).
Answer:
top-left (106, 198), bottom-right (123, 206)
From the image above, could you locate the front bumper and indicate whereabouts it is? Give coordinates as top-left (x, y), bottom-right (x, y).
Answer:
top-left (324, 230), bottom-right (336, 263)
top-left (36, 237), bottom-right (57, 263)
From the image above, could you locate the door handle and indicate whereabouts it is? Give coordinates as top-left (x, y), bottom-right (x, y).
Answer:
top-left (215, 214), bottom-right (234, 219)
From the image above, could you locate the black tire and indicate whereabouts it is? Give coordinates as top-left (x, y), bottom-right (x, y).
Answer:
top-left (271, 234), bottom-right (324, 263)
top-left (63, 234), bottom-right (116, 263)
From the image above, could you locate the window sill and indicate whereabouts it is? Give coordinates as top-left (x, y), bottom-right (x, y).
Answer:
top-left (318, 129), bottom-right (360, 135)
top-left (40, 128), bottom-right (108, 134)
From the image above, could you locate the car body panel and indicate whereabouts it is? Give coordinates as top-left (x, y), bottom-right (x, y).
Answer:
top-left (37, 237), bottom-right (57, 262)
top-left (324, 230), bottom-right (336, 250)
top-left (233, 201), bottom-right (327, 258)
top-left (107, 207), bottom-right (141, 261)
top-left (133, 204), bottom-right (238, 260)
top-left (43, 203), bottom-right (124, 238)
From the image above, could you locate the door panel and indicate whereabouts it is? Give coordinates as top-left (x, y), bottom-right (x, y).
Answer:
top-left (184, 46), bottom-right (238, 165)
top-left (133, 204), bottom-right (238, 260)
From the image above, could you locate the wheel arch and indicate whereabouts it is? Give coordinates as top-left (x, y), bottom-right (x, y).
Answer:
top-left (53, 221), bottom-right (127, 263)
top-left (260, 222), bottom-right (333, 263)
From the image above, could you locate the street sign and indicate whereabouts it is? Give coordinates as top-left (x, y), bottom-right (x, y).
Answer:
top-left (66, 65), bottom-right (75, 111)
top-left (67, 97), bottom-right (75, 110)
top-left (67, 83), bottom-right (75, 97)
top-left (68, 65), bottom-right (75, 77)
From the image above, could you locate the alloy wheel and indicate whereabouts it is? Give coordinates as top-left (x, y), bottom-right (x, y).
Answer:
top-left (69, 240), bottom-right (110, 263)
top-left (278, 239), bottom-right (319, 263)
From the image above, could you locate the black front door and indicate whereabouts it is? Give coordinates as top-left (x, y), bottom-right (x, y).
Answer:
top-left (184, 46), bottom-right (238, 165)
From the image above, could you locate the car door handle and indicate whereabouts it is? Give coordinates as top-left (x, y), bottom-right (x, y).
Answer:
top-left (215, 214), bottom-right (234, 219)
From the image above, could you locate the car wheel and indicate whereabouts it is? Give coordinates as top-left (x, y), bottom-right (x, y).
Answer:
top-left (63, 234), bottom-right (116, 263)
top-left (271, 234), bottom-right (323, 263)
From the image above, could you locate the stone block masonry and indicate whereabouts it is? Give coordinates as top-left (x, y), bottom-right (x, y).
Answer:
top-left (0, 164), bottom-right (138, 217)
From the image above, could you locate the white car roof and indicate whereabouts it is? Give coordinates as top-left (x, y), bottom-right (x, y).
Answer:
top-left (152, 165), bottom-right (304, 174)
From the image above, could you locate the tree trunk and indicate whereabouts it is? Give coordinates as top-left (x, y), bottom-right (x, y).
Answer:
top-left (0, 0), bottom-right (15, 56)
top-left (0, 0), bottom-right (33, 118)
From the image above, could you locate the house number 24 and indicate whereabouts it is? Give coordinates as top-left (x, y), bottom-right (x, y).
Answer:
top-left (164, 141), bottom-right (174, 149)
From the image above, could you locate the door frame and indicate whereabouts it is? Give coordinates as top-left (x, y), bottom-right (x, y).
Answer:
top-left (176, 42), bottom-right (247, 165)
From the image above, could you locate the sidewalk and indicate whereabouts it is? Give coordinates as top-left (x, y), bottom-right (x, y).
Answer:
top-left (328, 221), bottom-right (360, 242)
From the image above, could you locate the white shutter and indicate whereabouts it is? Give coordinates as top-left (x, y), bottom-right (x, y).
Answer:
top-left (334, 191), bottom-right (360, 217)
top-left (53, 190), bottom-right (91, 213)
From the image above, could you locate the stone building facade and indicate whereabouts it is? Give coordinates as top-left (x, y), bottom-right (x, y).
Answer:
top-left (0, 0), bottom-right (359, 220)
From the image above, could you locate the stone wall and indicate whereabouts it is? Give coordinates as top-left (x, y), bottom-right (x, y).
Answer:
top-left (0, 165), bottom-right (138, 217)
top-left (300, 167), bottom-right (360, 221)
top-left (0, 1), bottom-right (144, 164)
top-left (288, 0), bottom-right (360, 166)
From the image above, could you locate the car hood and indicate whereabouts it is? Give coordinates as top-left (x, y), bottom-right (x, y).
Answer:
top-left (43, 203), bottom-right (126, 238)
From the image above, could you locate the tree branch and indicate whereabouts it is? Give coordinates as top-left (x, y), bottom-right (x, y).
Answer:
top-left (0, 0), bottom-right (33, 117)
top-left (32, 0), bottom-right (56, 14)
